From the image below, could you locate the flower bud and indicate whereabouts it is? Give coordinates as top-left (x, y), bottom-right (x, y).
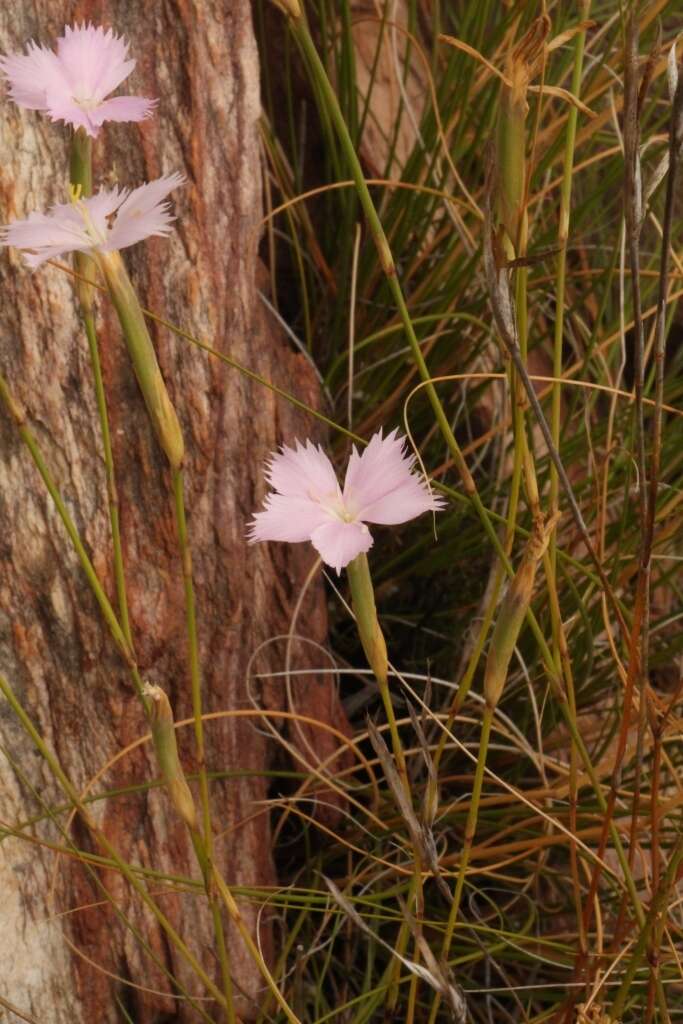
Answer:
top-left (97, 250), bottom-right (184, 469)
top-left (346, 552), bottom-right (388, 687)
top-left (143, 683), bottom-right (198, 830)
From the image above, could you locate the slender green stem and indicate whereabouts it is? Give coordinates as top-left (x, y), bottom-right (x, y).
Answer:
top-left (83, 312), bottom-right (132, 647)
top-left (547, 8), bottom-right (591, 988)
top-left (171, 468), bottom-right (211, 846)
top-left (71, 128), bottom-right (131, 645)
top-left (346, 552), bottom-right (418, 1008)
top-left (430, 561), bottom-right (505, 798)
top-left (94, 241), bottom-right (236, 1018)
top-left (70, 131), bottom-right (132, 641)
top-left (171, 467), bottom-right (235, 1024)
top-left (446, 706), bottom-right (493, 938)
top-left (346, 554), bottom-right (408, 789)
top-left (550, 4), bottom-right (590, 564)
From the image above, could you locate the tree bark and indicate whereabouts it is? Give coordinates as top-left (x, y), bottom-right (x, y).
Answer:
top-left (0, 3), bottom-right (347, 1020)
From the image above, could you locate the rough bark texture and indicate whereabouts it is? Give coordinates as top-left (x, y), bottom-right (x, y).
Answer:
top-left (0, 3), bottom-right (348, 1021)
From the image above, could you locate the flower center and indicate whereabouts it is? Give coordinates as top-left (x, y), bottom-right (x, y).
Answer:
top-left (69, 189), bottom-right (108, 247)
top-left (313, 488), bottom-right (355, 523)
top-left (72, 92), bottom-right (100, 112)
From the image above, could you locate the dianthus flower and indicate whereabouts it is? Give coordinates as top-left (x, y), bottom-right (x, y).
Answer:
top-left (0, 23), bottom-right (155, 136)
top-left (0, 174), bottom-right (185, 268)
top-left (249, 429), bottom-right (445, 573)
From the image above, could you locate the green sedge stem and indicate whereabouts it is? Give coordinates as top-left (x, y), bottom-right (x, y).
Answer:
top-left (550, 6), bottom-right (589, 560)
top-left (548, 7), bottom-right (591, 992)
top-left (447, 706), bottom-right (493, 941)
top-left (429, 562), bottom-right (506, 808)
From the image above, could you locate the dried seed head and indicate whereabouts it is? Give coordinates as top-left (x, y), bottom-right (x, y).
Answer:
top-left (495, 16), bottom-right (551, 252)
top-left (505, 14), bottom-right (551, 110)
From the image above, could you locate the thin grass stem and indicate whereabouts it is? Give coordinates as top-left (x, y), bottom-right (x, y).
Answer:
top-left (82, 311), bottom-right (132, 647)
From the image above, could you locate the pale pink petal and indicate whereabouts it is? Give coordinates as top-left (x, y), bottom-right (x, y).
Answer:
top-left (0, 205), bottom-right (91, 268)
top-left (72, 186), bottom-right (128, 246)
top-left (87, 95), bottom-right (156, 128)
top-left (45, 100), bottom-right (101, 135)
top-left (83, 186), bottom-right (127, 225)
top-left (0, 42), bottom-right (70, 111)
top-left (343, 429), bottom-right (444, 524)
top-left (1, 177), bottom-right (183, 268)
top-left (56, 24), bottom-right (135, 99)
top-left (248, 494), bottom-right (333, 544)
top-left (354, 476), bottom-right (445, 525)
top-left (310, 520), bottom-right (373, 574)
top-left (266, 439), bottom-right (340, 501)
top-left (104, 173), bottom-right (185, 251)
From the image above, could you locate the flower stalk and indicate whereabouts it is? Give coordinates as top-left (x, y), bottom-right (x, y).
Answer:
top-left (347, 552), bottom-right (408, 791)
top-left (70, 128), bottom-right (95, 312)
top-left (70, 130), bottom-right (132, 647)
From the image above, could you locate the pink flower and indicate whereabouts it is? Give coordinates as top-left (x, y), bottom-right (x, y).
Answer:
top-left (249, 429), bottom-right (445, 573)
top-left (0, 23), bottom-right (155, 137)
top-left (1, 174), bottom-right (185, 268)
